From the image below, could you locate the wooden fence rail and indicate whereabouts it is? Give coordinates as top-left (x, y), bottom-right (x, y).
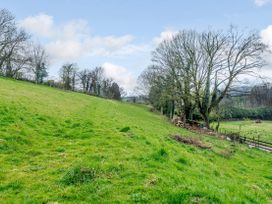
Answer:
top-left (239, 136), bottom-right (272, 147)
top-left (218, 130), bottom-right (272, 151)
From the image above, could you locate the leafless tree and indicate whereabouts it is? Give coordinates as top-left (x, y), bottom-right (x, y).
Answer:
top-left (28, 43), bottom-right (48, 83)
top-left (192, 28), bottom-right (266, 127)
top-left (0, 9), bottom-right (30, 78)
top-left (144, 31), bottom-right (199, 120)
top-left (78, 69), bottom-right (89, 92)
top-left (59, 63), bottom-right (78, 90)
top-left (89, 67), bottom-right (103, 95)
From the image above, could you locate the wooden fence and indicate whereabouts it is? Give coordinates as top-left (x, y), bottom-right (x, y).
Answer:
top-left (218, 130), bottom-right (272, 151)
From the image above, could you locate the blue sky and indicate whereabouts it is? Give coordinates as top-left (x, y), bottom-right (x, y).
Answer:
top-left (1, 0), bottom-right (272, 92)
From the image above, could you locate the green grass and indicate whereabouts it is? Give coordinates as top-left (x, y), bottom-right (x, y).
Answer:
top-left (213, 120), bottom-right (272, 143)
top-left (0, 77), bottom-right (271, 203)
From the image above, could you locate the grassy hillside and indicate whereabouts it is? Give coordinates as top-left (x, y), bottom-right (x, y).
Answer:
top-left (213, 120), bottom-right (272, 143)
top-left (0, 77), bottom-right (271, 203)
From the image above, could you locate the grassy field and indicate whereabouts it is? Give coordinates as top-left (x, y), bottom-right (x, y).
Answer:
top-left (213, 120), bottom-right (272, 143)
top-left (0, 77), bottom-right (271, 203)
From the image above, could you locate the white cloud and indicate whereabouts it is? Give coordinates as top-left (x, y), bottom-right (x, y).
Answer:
top-left (152, 30), bottom-right (178, 45)
top-left (46, 40), bottom-right (83, 61)
top-left (260, 25), bottom-right (272, 64)
top-left (61, 20), bottom-right (90, 40)
top-left (94, 35), bottom-right (134, 50)
top-left (19, 13), bottom-right (54, 37)
top-left (260, 25), bottom-right (272, 79)
top-left (102, 62), bottom-right (136, 92)
top-left (20, 14), bottom-right (139, 63)
top-left (254, 0), bottom-right (272, 6)
top-left (84, 35), bottom-right (137, 57)
top-left (260, 25), bottom-right (272, 47)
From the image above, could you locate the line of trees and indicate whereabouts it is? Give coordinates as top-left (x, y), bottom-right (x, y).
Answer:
top-left (139, 28), bottom-right (267, 128)
top-left (58, 64), bottom-right (122, 100)
top-left (0, 8), bottom-right (123, 100)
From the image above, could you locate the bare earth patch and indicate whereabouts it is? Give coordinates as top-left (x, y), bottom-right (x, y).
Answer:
top-left (171, 135), bottom-right (212, 149)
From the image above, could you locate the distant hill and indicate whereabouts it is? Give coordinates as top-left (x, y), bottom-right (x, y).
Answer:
top-left (228, 86), bottom-right (252, 97)
top-left (0, 77), bottom-right (271, 203)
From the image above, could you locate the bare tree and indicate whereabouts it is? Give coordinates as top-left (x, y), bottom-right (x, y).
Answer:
top-left (0, 9), bottom-right (30, 78)
top-left (78, 69), bottom-right (89, 92)
top-left (59, 63), bottom-right (78, 90)
top-left (29, 43), bottom-right (48, 83)
top-left (101, 77), bottom-right (113, 98)
top-left (192, 28), bottom-right (266, 128)
top-left (144, 31), bottom-right (199, 120)
top-left (109, 82), bottom-right (121, 100)
top-left (89, 67), bottom-right (103, 95)
top-left (0, 9), bottom-right (16, 72)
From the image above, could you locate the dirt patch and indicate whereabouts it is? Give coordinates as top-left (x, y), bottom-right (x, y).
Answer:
top-left (171, 135), bottom-right (211, 149)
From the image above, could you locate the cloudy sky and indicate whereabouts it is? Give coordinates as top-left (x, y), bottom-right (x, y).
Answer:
top-left (2, 0), bottom-right (272, 93)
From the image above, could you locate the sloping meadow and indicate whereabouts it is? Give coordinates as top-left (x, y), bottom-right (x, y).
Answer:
top-left (0, 78), bottom-right (271, 203)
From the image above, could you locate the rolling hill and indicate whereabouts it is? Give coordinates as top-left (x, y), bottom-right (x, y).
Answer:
top-left (0, 77), bottom-right (271, 203)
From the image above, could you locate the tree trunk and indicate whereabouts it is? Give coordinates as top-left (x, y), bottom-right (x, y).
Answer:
top-left (184, 104), bottom-right (193, 121)
top-left (215, 117), bottom-right (220, 132)
top-left (183, 77), bottom-right (193, 122)
top-left (171, 100), bottom-right (175, 119)
top-left (202, 114), bottom-right (210, 129)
